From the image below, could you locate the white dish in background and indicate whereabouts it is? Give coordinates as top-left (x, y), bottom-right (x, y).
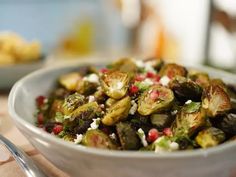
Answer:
top-left (0, 61), bottom-right (44, 89)
top-left (8, 63), bottom-right (236, 177)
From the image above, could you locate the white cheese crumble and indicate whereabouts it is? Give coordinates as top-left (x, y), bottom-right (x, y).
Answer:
top-left (185, 100), bottom-right (192, 104)
top-left (169, 142), bottom-right (179, 151)
top-left (143, 78), bottom-right (154, 86)
top-left (74, 134), bottom-right (83, 144)
top-left (135, 60), bottom-right (145, 68)
top-left (137, 128), bottom-right (148, 147)
top-left (88, 95), bottom-right (95, 103)
top-left (83, 73), bottom-right (99, 84)
top-left (129, 101), bottom-right (138, 115)
top-left (109, 133), bottom-right (117, 140)
top-left (144, 62), bottom-right (156, 73)
top-left (90, 118), bottom-right (101, 130)
top-left (154, 136), bottom-right (179, 153)
top-left (171, 110), bottom-right (178, 115)
top-left (160, 76), bottom-right (170, 86)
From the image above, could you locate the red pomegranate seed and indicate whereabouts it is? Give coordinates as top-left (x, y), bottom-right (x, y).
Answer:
top-left (147, 128), bottom-right (159, 142)
top-left (101, 68), bottom-right (109, 73)
top-left (146, 72), bottom-right (155, 78)
top-left (135, 75), bottom-right (144, 81)
top-left (150, 90), bottom-right (160, 100)
top-left (130, 85), bottom-right (139, 94)
top-left (37, 113), bottom-right (44, 124)
top-left (163, 128), bottom-right (172, 136)
top-left (53, 124), bottom-right (63, 135)
top-left (36, 95), bottom-right (46, 107)
top-left (155, 75), bottom-right (161, 82)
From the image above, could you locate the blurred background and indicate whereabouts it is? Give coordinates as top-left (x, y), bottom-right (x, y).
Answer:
top-left (0, 0), bottom-right (236, 72)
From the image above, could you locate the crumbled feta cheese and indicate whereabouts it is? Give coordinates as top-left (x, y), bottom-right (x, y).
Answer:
top-left (90, 118), bottom-right (101, 130)
top-left (160, 76), bottom-right (170, 86)
top-left (129, 101), bottom-right (138, 115)
top-left (185, 100), bottom-right (192, 104)
top-left (143, 78), bottom-right (154, 86)
top-left (135, 60), bottom-right (145, 68)
top-left (137, 128), bottom-right (148, 147)
top-left (74, 134), bottom-right (83, 144)
top-left (169, 142), bottom-right (179, 151)
top-left (171, 110), bottom-right (178, 115)
top-left (109, 133), bottom-right (117, 140)
top-left (144, 62), bottom-right (156, 73)
top-left (100, 104), bottom-right (105, 108)
top-left (83, 73), bottom-right (99, 84)
top-left (88, 95), bottom-right (95, 103)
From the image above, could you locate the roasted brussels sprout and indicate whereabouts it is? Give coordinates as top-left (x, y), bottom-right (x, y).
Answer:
top-left (188, 70), bottom-right (210, 88)
top-left (93, 89), bottom-right (107, 103)
top-left (159, 63), bottom-right (187, 78)
top-left (150, 114), bottom-right (174, 130)
top-left (210, 79), bottom-right (227, 92)
top-left (116, 122), bottom-right (140, 150)
top-left (62, 93), bottom-right (85, 115)
top-left (130, 114), bottom-right (152, 133)
top-left (215, 113), bottom-right (236, 135)
top-left (59, 72), bottom-right (82, 91)
top-left (169, 76), bottom-right (203, 102)
top-left (49, 99), bottom-right (64, 119)
top-left (195, 127), bottom-right (225, 148)
top-left (76, 80), bottom-right (98, 96)
top-left (137, 85), bottom-right (174, 116)
top-left (171, 102), bottom-right (206, 137)
top-left (62, 134), bottom-right (75, 142)
top-left (102, 96), bottom-right (131, 126)
top-left (100, 70), bottom-right (130, 99)
top-left (109, 58), bottom-right (137, 74)
top-left (70, 101), bottom-right (100, 120)
top-left (82, 129), bottom-right (117, 149)
top-left (105, 98), bottom-right (118, 108)
top-left (202, 84), bottom-right (231, 117)
top-left (144, 58), bottom-right (164, 71)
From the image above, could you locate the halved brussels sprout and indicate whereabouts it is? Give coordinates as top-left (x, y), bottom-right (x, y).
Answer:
top-left (82, 129), bottom-right (117, 149)
top-left (171, 102), bottom-right (206, 137)
top-left (70, 101), bottom-right (100, 120)
top-left (216, 113), bottom-right (236, 135)
top-left (102, 96), bottom-right (131, 126)
top-left (150, 114), bottom-right (174, 130)
top-left (63, 93), bottom-right (85, 115)
top-left (93, 89), bottom-right (107, 103)
top-left (169, 76), bottom-right (203, 102)
top-left (195, 127), bottom-right (225, 148)
top-left (59, 72), bottom-right (82, 91)
top-left (202, 84), bottom-right (231, 117)
top-left (188, 71), bottom-right (210, 88)
top-left (100, 71), bottom-right (130, 99)
top-left (76, 80), bottom-right (98, 96)
top-left (210, 79), bottom-right (227, 92)
top-left (105, 98), bottom-right (118, 107)
top-left (109, 58), bottom-right (137, 74)
top-left (159, 63), bottom-right (187, 78)
top-left (116, 122), bottom-right (140, 150)
top-left (62, 134), bottom-right (75, 142)
top-left (137, 85), bottom-right (174, 116)
top-left (49, 99), bottom-right (64, 119)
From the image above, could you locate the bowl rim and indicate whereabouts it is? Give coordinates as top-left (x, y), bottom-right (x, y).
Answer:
top-left (8, 62), bottom-right (236, 159)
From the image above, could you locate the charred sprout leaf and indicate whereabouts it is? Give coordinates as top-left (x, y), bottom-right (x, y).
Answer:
top-left (195, 127), bottom-right (225, 148)
top-left (202, 84), bottom-right (231, 117)
top-left (171, 102), bottom-right (206, 137)
top-left (100, 71), bottom-right (130, 99)
top-left (216, 113), bottom-right (236, 135)
top-left (116, 122), bottom-right (140, 150)
top-left (137, 85), bottom-right (174, 116)
top-left (59, 72), bottom-right (82, 91)
top-left (76, 80), bottom-right (98, 96)
top-left (82, 129), bottom-right (117, 149)
top-left (70, 101), bottom-right (100, 120)
top-left (109, 58), bottom-right (137, 74)
top-left (130, 114), bottom-right (152, 133)
top-left (150, 114), bottom-right (174, 131)
top-left (159, 63), bottom-right (187, 78)
top-left (63, 93), bottom-right (85, 115)
top-left (210, 79), bottom-right (227, 92)
top-left (102, 96), bottom-right (131, 126)
top-left (105, 98), bottom-right (118, 108)
top-left (188, 71), bottom-right (210, 88)
top-left (169, 76), bottom-right (203, 102)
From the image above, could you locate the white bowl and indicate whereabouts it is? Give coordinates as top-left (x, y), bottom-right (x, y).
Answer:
top-left (8, 63), bottom-right (236, 177)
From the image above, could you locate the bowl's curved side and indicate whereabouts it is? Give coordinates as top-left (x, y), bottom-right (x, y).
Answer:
top-left (8, 63), bottom-right (236, 177)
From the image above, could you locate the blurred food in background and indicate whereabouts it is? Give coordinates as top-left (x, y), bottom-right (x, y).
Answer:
top-left (0, 32), bottom-right (41, 66)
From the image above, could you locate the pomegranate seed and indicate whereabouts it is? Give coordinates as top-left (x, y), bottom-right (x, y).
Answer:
top-left (155, 75), bottom-right (161, 82)
top-left (150, 90), bottom-right (160, 100)
top-left (36, 95), bottom-right (46, 107)
top-left (147, 128), bottom-right (159, 142)
top-left (163, 128), bottom-right (172, 136)
top-left (53, 124), bottom-right (63, 135)
top-left (130, 85), bottom-right (139, 94)
top-left (146, 72), bottom-right (155, 78)
top-left (37, 113), bottom-right (44, 124)
top-left (101, 68), bottom-right (109, 73)
top-left (135, 75), bottom-right (144, 81)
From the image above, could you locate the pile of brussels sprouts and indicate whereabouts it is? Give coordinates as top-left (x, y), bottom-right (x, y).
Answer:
top-left (35, 58), bottom-right (236, 152)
